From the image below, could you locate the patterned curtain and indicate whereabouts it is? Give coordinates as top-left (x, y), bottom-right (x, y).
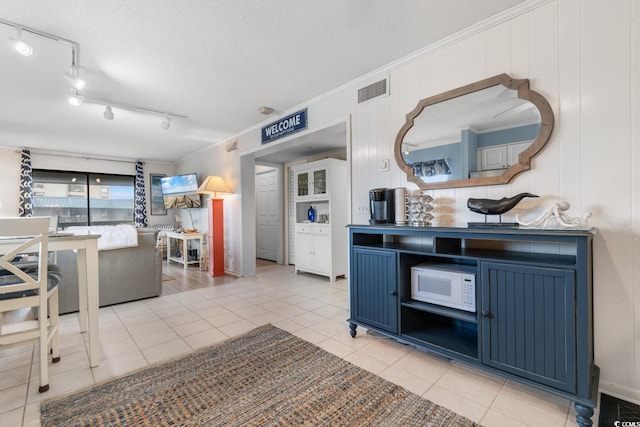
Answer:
top-left (134, 160), bottom-right (148, 227)
top-left (18, 149), bottom-right (34, 217)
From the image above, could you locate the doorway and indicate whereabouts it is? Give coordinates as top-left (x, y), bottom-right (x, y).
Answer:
top-left (240, 118), bottom-right (351, 276)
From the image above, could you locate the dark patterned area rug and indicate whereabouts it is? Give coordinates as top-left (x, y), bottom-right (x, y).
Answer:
top-left (41, 324), bottom-right (479, 426)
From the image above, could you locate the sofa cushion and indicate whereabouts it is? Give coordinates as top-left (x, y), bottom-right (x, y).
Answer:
top-left (66, 225), bottom-right (139, 250)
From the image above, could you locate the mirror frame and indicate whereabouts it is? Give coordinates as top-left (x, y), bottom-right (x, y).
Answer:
top-left (394, 73), bottom-right (554, 190)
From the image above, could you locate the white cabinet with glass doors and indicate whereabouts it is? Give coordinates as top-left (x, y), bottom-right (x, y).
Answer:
top-left (292, 158), bottom-right (347, 281)
top-left (295, 164), bottom-right (329, 200)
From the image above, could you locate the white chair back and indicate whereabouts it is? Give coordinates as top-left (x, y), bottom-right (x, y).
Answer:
top-left (0, 217), bottom-right (49, 297)
top-left (0, 216), bottom-right (59, 393)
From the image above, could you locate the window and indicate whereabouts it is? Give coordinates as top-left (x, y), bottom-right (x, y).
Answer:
top-left (32, 170), bottom-right (135, 228)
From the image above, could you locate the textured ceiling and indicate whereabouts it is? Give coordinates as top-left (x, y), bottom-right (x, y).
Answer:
top-left (0, 0), bottom-right (525, 163)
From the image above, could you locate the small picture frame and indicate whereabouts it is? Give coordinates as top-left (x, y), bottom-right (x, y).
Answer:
top-left (150, 173), bottom-right (167, 215)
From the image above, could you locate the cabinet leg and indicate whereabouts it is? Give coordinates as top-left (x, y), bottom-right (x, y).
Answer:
top-left (574, 403), bottom-right (594, 427)
top-left (349, 323), bottom-right (357, 338)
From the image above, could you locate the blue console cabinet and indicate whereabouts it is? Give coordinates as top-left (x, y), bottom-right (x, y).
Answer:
top-left (348, 225), bottom-right (599, 427)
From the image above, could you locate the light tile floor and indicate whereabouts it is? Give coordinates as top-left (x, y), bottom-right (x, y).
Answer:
top-left (0, 261), bottom-right (594, 426)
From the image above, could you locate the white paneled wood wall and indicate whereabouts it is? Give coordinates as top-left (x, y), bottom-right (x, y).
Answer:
top-left (226, 0), bottom-right (639, 402)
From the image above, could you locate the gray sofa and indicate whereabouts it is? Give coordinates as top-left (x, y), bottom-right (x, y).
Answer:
top-left (56, 227), bottom-right (162, 314)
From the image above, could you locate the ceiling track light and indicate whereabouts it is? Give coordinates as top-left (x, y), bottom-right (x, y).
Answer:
top-left (70, 92), bottom-right (187, 124)
top-left (2, 19), bottom-right (187, 123)
top-left (2, 19), bottom-right (79, 63)
top-left (2, 20), bottom-right (186, 123)
top-left (64, 67), bottom-right (86, 90)
top-left (103, 105), bottom-right (114, 120)
top-left (8, 27), bottom-right (33, 56)
top-left (77, 94), bottom-right (187, 127)
top-left (76, 93), bottom-right (187, 119)
top-left (2, 18), bottom-right (84, 97)
top-left (68, 89), bottom-right (82, 106)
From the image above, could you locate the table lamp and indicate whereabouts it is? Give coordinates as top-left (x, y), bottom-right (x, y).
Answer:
top-left (197, 176), bottom-right (232, 276)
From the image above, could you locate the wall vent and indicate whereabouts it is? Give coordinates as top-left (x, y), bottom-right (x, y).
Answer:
top-left (358, 78), bottom-right (388, 104)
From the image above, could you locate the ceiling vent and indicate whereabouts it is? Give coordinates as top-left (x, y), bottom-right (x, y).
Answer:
top-left (358, 78), bottom-right (389, 104)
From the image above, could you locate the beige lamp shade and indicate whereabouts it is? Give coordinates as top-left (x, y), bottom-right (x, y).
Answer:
top-left (197, 175), bottom-right (233, 196)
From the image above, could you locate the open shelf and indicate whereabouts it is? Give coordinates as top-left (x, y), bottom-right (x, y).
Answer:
top-left (296, 200), bottom-right (329, 224)
top-left (438, 248), bottom-right (577, 267)
top-left (401, 307), bottom-right (478, 359)
top-left (401, 299), bottom-right (477, 323)
top-left (351, 227), bottom-right (584, 268)
top-left (353, 241), bottom-right (435, 253)
top-left (168, 256), bottom-right (200, 267)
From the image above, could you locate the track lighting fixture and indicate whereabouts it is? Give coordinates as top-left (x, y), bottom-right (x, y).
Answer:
top-left (79, 93), bottom-right (187, 125)
top-left (2, 19), bottom-right (189, 126)
top-left (8, 27), bottom-right (33, 56)
top-left (161, 115), bottom-right (171, 130)
top-left (64, 68), bottom-right (86, 90)
top-left (103, 105), bottom-right (114, 120)
top-left (70, 76), bottom-right (85, 90)
top-left (68, 89), bottom-right (82, 106)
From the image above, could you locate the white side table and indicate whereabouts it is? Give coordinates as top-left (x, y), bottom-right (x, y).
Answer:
top-left (166, 231), bottom-right (205, 270)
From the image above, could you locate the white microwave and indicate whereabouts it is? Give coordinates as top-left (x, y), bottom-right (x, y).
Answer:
top-left (410, 263), bottom-right (476, 312)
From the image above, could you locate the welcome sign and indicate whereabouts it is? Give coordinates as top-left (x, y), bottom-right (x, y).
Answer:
top-left (261, 109), bottom-right (307, 144)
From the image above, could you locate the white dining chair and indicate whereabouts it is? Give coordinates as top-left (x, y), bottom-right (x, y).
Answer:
top-left (0, 216), bottom-right (61, 392)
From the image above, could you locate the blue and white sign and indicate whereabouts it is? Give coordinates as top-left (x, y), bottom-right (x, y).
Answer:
top-left (261, 109), bottom-right (307, 144)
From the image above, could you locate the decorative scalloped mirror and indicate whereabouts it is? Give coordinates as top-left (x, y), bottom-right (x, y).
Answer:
top-left (394, 73), bottom-right (554, 190)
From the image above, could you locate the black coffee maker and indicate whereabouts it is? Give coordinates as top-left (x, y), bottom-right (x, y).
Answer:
top-left (369, 188), bottom-right (394, 224)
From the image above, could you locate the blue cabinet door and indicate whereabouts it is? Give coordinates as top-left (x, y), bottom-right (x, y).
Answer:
top-left (351, 248), bottom-right (398, 333)
top-left (481, 262), bottom-right (576, 393)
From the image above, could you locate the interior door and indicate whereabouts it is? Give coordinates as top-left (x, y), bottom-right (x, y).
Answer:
top-left (256, 169), bottom-right (278, 261)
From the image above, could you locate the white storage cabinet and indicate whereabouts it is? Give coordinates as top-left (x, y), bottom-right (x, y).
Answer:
top-left (292, 158), bottom-right (347, 281)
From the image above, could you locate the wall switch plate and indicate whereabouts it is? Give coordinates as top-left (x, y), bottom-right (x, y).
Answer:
top-left (378, 159), bottom-right (389, 172)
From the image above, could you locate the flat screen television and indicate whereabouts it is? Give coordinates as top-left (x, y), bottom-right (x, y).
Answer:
top-left (160, 173), bottom-right (202, 208)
